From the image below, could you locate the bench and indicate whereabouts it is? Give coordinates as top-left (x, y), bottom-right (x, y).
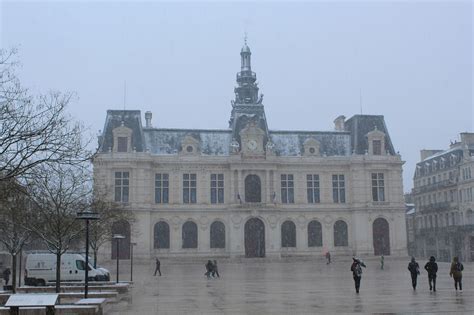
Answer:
top-left (18, 283), bottom-right (129, 294)
top-left (0, 305), bottom-right (98, 315)
top-left (75, 298), bottom-right (107, 315)
top-left (5, 293), bottom-right (58, 315)
top-left (58, 291), bottom-right (118, 304)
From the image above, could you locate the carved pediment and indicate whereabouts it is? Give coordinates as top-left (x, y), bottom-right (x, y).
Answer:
top-left (303, 138), bottom-right (321, 156)
top-left (180, 134), bottom-right (200, 155)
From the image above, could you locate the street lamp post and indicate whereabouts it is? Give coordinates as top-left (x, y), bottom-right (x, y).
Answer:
top-left (113, 234), bottom-right (125, 283)
top-left (76, 211), bottom-right (100, 299)
top-left (130, 242), bottom-right (137, 282)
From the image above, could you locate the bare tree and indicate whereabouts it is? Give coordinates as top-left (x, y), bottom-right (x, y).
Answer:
top-left (27, 164), bottom-right (91, 292)
top-left (87, 195), bottom-right (134, 268)
top-left (0, 49), bottom-right (92, 183)
top-left (0, 181), bottom-right (32, 293)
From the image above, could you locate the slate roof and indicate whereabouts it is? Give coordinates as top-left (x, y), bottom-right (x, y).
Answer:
top-left (344, 115), bottom-right (396, 155)
top-left (99, 110), bottom-right (395, 158)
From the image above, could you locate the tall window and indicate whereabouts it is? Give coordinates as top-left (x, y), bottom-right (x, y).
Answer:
top-left (210, 174), bottom-right (224, 204)
top-left (281, 174), bottom-right (295, 204)
top-left (373, 140), bottom-right (382, 155)
top-left (114, 171), bottom-right (129, 202)
top-left (332, 174), bottom-right (345, 203)
top-left (117, 137), bottom-right (128, 152)
top-left (372, 173), bottom-right (385, 202)
top-left (306, 174), bottom-right (320, 203)
top-left (281, 220), bottom-right (296, 247)
top-left (245, 175), bottom-right (261, 202)
top-left (334, 220), bottom-right (348, 246)
top-left (155, 173), bottom-right (169, 204)
top-left (210, 221), bottom-right (225, 248)
top-left (182, 221), bottom-right (198, 248)
top-left (154, 221), bottom-right (170, 249)
top-left (308, 220), bottom-right (322, 247)
top-left (183, 173), bottom-right (197, 204)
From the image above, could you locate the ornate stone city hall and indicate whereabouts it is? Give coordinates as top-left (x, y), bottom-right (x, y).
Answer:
top-left (94, 43), bottom-right (407, 260)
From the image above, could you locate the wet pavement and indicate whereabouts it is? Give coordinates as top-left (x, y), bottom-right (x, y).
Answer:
top-left (107, 257), bottom-right (473, 314)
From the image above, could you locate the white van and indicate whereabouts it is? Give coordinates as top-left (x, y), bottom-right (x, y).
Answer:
top-left (24, 253), bottom-right (110, 286)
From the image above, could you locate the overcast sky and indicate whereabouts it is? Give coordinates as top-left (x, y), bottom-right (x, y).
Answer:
top-left (1, 1), bottom-right (472, 192)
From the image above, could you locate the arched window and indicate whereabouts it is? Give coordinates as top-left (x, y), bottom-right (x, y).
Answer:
top-left (308, 220), bottom-right (322, 247)
top-left (334, 220), bottom-right (348, 247)
top-left (210, 221), bottom-right (225, 248)
top-left (245, 175), bottom-right (261, 202)
top-left (281, 220), bottom-right (296, 248)
top-left (111, 220), bottom-right (131, 259)
top-left (154, 221), bottom-right (170, 249)
top-left (467, 209), bottom-right (473, 225)
top-left (182, 221), bottom-right (198, 248)
top-left (373, 217), bottom-right (390, 255)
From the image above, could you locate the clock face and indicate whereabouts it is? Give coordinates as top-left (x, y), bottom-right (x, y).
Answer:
top-left (247, 140), bottom-right (258, 151)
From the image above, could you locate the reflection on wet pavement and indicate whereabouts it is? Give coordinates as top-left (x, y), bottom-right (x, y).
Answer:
top-left (108, 257), bottom-right (473, 314)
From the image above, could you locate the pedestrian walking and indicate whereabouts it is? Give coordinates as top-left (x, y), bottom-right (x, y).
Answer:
top-left (424, 256), bottom-right (438, 292)
top-left (212, 260), bottom-right (220, 278)
top-left (380, 255), bottom-right (384, 270)
top-left (2, 268), bottom-right (10, 286)
top-left (407, 256), bottom-right (420, 290)
top-left (153, 257), bottom-right (161, 276)
top-left (449, 256), bottom-right (464, 291)
top-left (325, 251), bottom-right (331, 265)
top-left (205, 260), bottom-right (213, 279)
top-left (350, 257), bottom-right (366, 293)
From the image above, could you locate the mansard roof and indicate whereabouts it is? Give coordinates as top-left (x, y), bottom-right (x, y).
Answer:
top-left (98, 110), bottom-right (397, 158)
top-left (344, 115), bottom-right (396, 155)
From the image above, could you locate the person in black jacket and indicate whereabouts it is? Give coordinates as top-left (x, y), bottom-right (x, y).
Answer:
top-left (205, 260), bottom-right (213, 279)
top-left (350, 257), bottom-right (366, 293)
top-left (407, 257), bottom-right (420, 290)
top-left (153, 257), bottom-right (161, 276)
top-left (2, 268), bottom-right (10, 286)
top-left (212, 260), bottom-right (220, 278)
top-left (424, 256), bottom-right (438, 292)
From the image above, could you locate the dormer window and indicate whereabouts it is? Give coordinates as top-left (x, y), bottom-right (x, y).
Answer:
top-left (372, 140), bottom-right (382, 155)
top-left (118, 137), bottom-right (128, 152)
top-left (112, 124), bottom-right (133, 153)
top-left (366, 127), bottom-right (386, 156)
top-left (179, 134), bottom-right (200, 156)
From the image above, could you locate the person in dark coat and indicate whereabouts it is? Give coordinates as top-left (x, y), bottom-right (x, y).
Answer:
top-left (2, 268), bottom-right (10, 286)
top-left (205, 260), bottom-right (213, 279)
top-left (407, 256), bottom-right (420, 290)
top-left (350, 257), bottom-right (366, 293)
top-left (325, 251), bottom-right (331, 265)
top-left (153, 257), bottom-right (161, 276)
top-left (212, 260), bottom-right (220, 278)
top-left (449, 256), bottom-right (464, 291)
top-left (424, 256), bottom-right (438, 292)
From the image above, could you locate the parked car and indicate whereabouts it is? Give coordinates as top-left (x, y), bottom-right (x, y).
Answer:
top-left (24, 253), bottom-right (110, 286)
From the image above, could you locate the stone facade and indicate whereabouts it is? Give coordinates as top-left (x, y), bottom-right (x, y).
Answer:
top-left (412, 132), bottom-right (474, 262)
top-left (93, 43), bottom-right (407, 260)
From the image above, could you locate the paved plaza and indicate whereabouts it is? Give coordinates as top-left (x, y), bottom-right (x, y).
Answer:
top-left (107, 257), bottom-right (473, 314)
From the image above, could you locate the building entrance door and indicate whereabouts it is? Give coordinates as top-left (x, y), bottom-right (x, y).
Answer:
top-left (245, 218), bottom-right (265, 257)
top-left (373, 218), bottom-right (390, 255)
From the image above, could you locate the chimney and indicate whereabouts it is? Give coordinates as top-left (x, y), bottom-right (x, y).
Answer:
top-left (145, 111), bottom-right (152, 128)
top-left (334, 115), bottom-right (346, 131)
top-left (420, 149), bottom-right (443, 160)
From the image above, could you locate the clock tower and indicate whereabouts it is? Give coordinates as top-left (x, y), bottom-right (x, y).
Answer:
top-left (228, 38), bottom-right (269, 150)
top-left (239, 120), bottom-right (265, 156)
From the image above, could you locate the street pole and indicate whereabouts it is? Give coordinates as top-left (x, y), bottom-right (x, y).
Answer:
top-left (130, 242), bottom-right (137, 282)
top-left (85, 219), bottom-right (90, 298)
top-left (130, 244), bottom-right (133, 282)
top-left (112, 234), bottom-right (125, 284)
top-left (116, 238), bottom-right (120, 283)
top-left (76, 211), bottom-right (99, 299)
